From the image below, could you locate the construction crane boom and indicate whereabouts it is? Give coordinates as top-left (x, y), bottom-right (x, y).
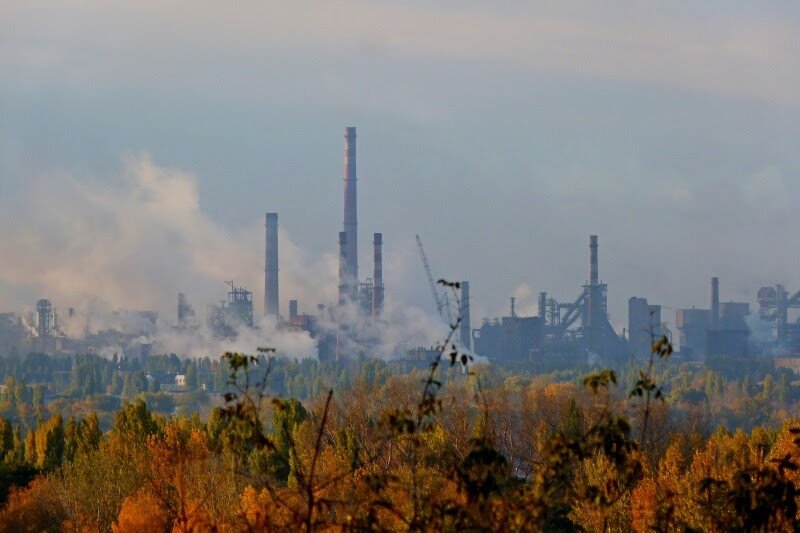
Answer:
top-left (416, 235), bottom-right (453, 322)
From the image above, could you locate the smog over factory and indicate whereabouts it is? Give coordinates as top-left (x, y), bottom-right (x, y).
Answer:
top-left (5, 4), bottom-right (800, 530)
top-left (0, 121), bottom-right (799, 374)
top-left (2, 3), bottom-right (800, 372)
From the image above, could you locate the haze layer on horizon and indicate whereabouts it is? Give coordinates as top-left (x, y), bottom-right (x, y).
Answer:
top-left (1, 1), bottom-right (799, 327)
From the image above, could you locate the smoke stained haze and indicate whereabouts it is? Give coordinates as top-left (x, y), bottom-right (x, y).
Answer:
top-left (0, 154), bottom-right (448, 358)
top-left (1, 1), bottom-right (800, 329)
top-left (0, 154), bottom-right (335, 316)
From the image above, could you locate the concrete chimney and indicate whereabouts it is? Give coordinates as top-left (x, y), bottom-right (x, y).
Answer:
top-left (587, 235), bottom-right (600, 330)
top-left (343, 127), bottom-right (358, 297)
top-left (460, 281), bottom-right (471, 350)
top-left (289, 299), bottom-right (298, 321)
top-left (338, 232), bottom-right (348, 307)
top-left (372, 232), bottom-right (384, 320)
top-left (539, 292), bottom-right (547, 320)
top-left (711, 277), bottom-right (720, 328)
top-left (264, 213), bottom-right (279, 320)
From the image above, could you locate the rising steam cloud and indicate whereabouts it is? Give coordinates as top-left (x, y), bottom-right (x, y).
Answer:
top-left (0, 155), bottom-right (443, 359)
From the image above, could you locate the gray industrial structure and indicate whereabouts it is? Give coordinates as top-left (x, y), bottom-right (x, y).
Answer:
top-left (675, 277), bottom-right (750, 359)
top-left (372, 233), bottom-right (384, 323)
top-left (1, 125), bottom-right (796, 369)
top-left (342, 127), bottom-right (359, 303)
top-left (628, 297), bottom-right (668, 360)
top-left (473, 235), bottom-right (628, 369)
top-left (253, 127), bottom-right (385, 361)
top-left (177, 293), bottom-right (195, 327)
top-left (460, 281), bottom-right (471, 350)
top-left (36, 299), bottom-right (55, 338)
top-left (414, 234), bottom-right (471, 349)
top-left (264, 212), bottom-right (279, 320)
top-left (757, 285), bottom-right (800, 353)
top-left (208, 281), bottom-right (254, 338)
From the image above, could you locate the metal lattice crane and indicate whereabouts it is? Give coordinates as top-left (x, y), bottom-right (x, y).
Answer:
top-left (416, 234), bottom-right (453, 323)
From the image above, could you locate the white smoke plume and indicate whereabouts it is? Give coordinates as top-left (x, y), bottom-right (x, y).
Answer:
top-left (0, 154), bottom-right (337, 315)
top-left (0, 155), bottom-right (445, 360)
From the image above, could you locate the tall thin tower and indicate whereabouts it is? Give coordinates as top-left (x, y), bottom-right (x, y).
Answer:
top-left (265, 213), bottom-right (279, 320)
top-left (585, 234), bottom-right (602, 349)
top-left (372, 233), bottom-right (384, 321)
top-left (343, 127), bottom-right (358, 301)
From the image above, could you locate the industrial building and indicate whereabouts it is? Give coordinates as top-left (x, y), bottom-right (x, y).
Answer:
top-left (628, 297), bottom-right (669, 361)
top-left (757, 284), bottom-right (800, 354)
top-left (675, 277), bottom-right (751, 359)
top-left (473, 235), bottom-right (628, 369)
top-left (207, 281), bottom-right (255, 338)
top-left (259, 127), bottom-right (387, 361)
top-left (0, 125), bottom-right (794, 372)
top-left (414, 235), bottom-right (472, 351)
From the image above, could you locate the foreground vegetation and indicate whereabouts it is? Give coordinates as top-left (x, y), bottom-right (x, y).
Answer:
top-left (1, 335), bottom-right (800, 531)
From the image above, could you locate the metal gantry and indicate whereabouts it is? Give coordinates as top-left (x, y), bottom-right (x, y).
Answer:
top-left (416, 234), bottom-right (453, 323)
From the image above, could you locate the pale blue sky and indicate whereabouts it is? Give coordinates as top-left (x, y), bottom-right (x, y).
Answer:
top-left (1, 1), bottom-right (799, 328)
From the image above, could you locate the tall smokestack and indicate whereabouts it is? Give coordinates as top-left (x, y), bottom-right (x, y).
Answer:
top-left (338, 232), bottom-right (348, 307)
top-left (589, 235), bottom-right (598, 286)
top-left (343, 127), bottom-right (358, 298)
top-left (711, 277), bottom-right (719, 328)
top-left (264, 213), bottom-right (279, 320)
top-left (460, 281), bottom-right (471, 350)
top-left (372, 232), bottom-right (384, 320)
top-left (539, 292), bottom-right (547, 320)
top-left (289, 299), bottom-right (298, 321)
top-left (587, 235), bottom-right (600, 330)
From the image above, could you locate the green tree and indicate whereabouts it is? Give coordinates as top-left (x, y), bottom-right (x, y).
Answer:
top-left (23, 431), bottom-right (35, 466)
top-left (761, 374), bottom-right (774, 402)
top-left (34, 414), bottom-right (64, 471)
top-left (111, 400), bottom-right (159, 444)
top-left (778, 372), bottom-right (790, 406)
top-left (0, 417), bottom-right (13, 462)
top-left (110, 371), bottom-right (123, 395)
top-left (31, 385), bottom-right (43, 420)
top-left (185, 362), bottom-right (199, 391)
top-left (270, 398), bottom-right (308, 483)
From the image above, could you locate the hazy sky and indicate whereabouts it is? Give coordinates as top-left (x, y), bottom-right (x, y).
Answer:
top-left (2, 1), bottom-right (800, 329)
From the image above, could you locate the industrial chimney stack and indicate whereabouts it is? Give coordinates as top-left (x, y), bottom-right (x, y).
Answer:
top-left (587, 235), bottom-right (600, 330)
top-left (711, 277), bottom-right (720, 329)
top-left (338, 232), bottom-right (348, 307)
top-left (372, 233), bottom-right (384, 320)
top-left (460, 281), bottom-right (471, 350)
top-left (264, 213), bottom-right (279, 320)
top-left (342, 127), bottom-right (358, 301)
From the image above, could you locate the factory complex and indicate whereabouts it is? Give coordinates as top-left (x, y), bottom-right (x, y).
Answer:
top-left (2, 128), bottom-right (799, 372)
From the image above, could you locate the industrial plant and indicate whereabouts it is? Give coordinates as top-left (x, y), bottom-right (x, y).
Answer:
top-left (0, 126), bottom-right (798, 373)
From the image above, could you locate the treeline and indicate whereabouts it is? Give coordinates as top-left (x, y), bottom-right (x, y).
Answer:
top-left (0, 352), bottom-right (394, 430)
top-left (1, 346), bottom-right (800, 530)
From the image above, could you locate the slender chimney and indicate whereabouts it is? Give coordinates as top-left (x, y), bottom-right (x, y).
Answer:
top-left (711, 277), bottom-right (719, 329)
top-left (510, 297), bottom-right (516, 318)
top-left (289, 299), bottom-right (298, 321)
top-left (265, 213), bottom-right (279, 320)
top-left (343, 127), bottom-right (358, 298)
top-left (587, 235), bottom-right (600, 330)
top-left (539, 292), bottom-right (547, 320)
top-left (460, 281), bottom-right (471, 350)
top-left (338, 232), bottom-right (349, 307)
top-left (372, 232), bottom-right (384, 320)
